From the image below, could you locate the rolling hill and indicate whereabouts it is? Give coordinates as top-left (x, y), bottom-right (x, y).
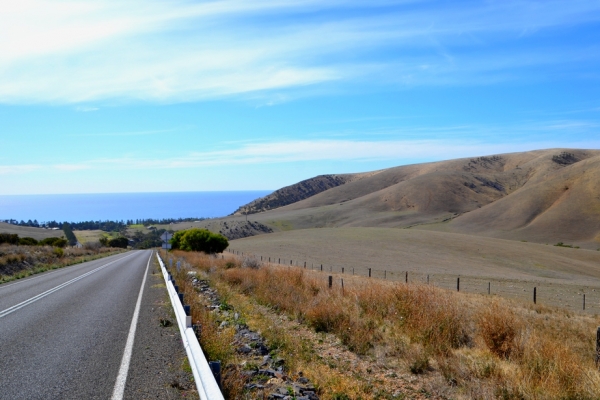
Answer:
top-left (228, 148), bottom-right (600, 247)
top-left (0, 222), bottom-right (65, 240)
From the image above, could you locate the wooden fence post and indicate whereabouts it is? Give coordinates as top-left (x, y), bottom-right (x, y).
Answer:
top-left (405, 271), bottom-right (408, 284)
top-left (342, 267), bottom-right (344, 274)
top-left (584, 294), bottom-right (586, 310)
top-left (384, 270), bottom-right (386, 279)
top-left (457, 277), bottom-right (460, 292)
top-left (427, 275), bottom-right (429, 284)
top-left (533, 287), bottom-right (537, 304)
top-left (488, 282), bottom-right (490, 295)
top-left (596, 327), bottom-right (600, 366)
top-left (328, 276), bottom-right (332, 289)
top-left (320, 264), bottom-right (323, 272)
top-left (368, 268), bottom-right (371, 278)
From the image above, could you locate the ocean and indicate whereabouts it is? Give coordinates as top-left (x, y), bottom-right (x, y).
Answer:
top-left (0, 191), bottom-right (271, 223)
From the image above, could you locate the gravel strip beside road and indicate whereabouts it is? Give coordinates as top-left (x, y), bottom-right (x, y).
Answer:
top-left (123, 254), bottom-right (196, 399)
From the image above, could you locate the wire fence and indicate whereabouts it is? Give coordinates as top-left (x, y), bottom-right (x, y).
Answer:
top-left (227, 248), bottom-right (600, 314)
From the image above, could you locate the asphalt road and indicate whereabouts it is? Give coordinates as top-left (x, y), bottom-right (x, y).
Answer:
top-left (0, 250), bottom-right (189, 400)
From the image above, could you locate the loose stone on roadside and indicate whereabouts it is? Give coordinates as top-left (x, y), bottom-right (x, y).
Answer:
top-left (191, 275), bottom-right (320, 399)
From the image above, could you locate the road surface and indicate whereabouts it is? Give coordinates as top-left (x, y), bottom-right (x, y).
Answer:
top-left (0, 250), bottom-right (191, 399)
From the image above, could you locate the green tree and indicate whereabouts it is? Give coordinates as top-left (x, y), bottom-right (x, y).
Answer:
top-left (62, 223), bottom-right (77, 246)
top-left (169, 230), bottom-right (186, 250)
top-left (173, 228), bottom-right (228, 254)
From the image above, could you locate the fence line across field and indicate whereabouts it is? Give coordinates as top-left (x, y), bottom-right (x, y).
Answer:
top-left (227, 248), bottom-right (600, 314)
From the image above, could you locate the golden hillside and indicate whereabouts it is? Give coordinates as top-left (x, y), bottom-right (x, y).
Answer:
top-left (228, 149), bottom-right (600, 247)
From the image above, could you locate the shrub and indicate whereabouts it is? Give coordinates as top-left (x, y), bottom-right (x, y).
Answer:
top-left (108, 237), bottom-right (129, 249)
top-left (0, 233), bottom-right (19, 245)
top-left (19, 237), bottom-right (38, 246)
top-left (53, 247), bottom-right (64, 258)
top-left (241, 256), bottom-right (261, 269)
top-left (39, 237), bottom-right (68, 248)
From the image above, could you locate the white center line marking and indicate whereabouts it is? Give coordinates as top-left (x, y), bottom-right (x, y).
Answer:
top-left (0, 252), bottom-right (138, 319)
top-left (111, 251), bottom-right (152, 400)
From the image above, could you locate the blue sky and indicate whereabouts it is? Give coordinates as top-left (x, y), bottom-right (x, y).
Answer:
top-left (2, 0), bottom-right (600, 195)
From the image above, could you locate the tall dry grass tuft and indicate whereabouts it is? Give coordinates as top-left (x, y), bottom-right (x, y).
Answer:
top-left (391, 284), bottom-right (469, 354)
top-left (478, 300), bottom-right (522, 359)
top-left (516, 332), bottom-right (599, 399)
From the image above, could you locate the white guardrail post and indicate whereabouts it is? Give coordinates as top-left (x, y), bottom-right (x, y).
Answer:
top-left (156, 253), bottom-right (224, 400)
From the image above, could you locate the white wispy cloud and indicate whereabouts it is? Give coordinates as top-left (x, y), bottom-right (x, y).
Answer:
top-left (0, 164), bottom-right (42, 174)
top-left (3, 126), bottom-right (599, 175)
top-left (1, 0), bottom-right (600, 104)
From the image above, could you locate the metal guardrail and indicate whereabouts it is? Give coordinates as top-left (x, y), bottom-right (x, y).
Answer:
top-left (156, 253), bottom-right (224, 400)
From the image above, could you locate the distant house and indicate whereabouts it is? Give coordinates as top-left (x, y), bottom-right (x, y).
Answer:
top-left (75, 242), bottom-right (83, 248)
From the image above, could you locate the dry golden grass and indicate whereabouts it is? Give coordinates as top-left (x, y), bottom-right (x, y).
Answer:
top-left (0, 244), bottom-right (124, 283)
top-left (229, 227), bottom-right (600, 313)
top-left (202, 149), bottom-right (600, 250)
top-left (171, 250), bottom-right (600, 399)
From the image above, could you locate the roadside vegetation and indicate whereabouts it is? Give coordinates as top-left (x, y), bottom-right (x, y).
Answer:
top-left (0, 242), bottom-right (125, 284)
top-left (170, 228), bottom-right (228, 253)
top-left (169, 250), bottom-right (600, 399)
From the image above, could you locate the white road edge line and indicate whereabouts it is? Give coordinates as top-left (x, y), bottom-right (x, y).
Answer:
top-left (0, 252), bottom-right (138, 319)
top-left (0, 251), bottom-right (129, 291)
top-left (111, 251), bottom-right (152, 400)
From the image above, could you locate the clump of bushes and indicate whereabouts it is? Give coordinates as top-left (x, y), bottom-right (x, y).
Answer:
top-left (0, 233), bottom-right (68, 248)
top-left (108, 237), bottom-right (129, 249)
top-left (170, 228), bottom-right (228, 254)
top-left (18, 237), bottom-right (38, 246)
top-left (0, 233), bottom-right (20, 245)
top-left (39, 237), bottom-right (68, 248)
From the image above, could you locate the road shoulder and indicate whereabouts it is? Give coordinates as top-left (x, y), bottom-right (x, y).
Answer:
top-left (124, 253), bottom-right (196, 399)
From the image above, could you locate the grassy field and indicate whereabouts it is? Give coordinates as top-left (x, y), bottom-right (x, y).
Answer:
top-left (229, 227), bottom-right (600, 313)
top-left (73, 229), bottom-right (106, 244)
top-left (0, 222), bottom-right (64, 240)
top-left (170, 250), bottom-right (600, 399)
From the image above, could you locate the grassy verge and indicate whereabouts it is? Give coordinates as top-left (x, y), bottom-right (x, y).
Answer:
top-left (170, 251), bottom-right (600, 399)
top-left (0, 245), bottom-right (127, 284)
